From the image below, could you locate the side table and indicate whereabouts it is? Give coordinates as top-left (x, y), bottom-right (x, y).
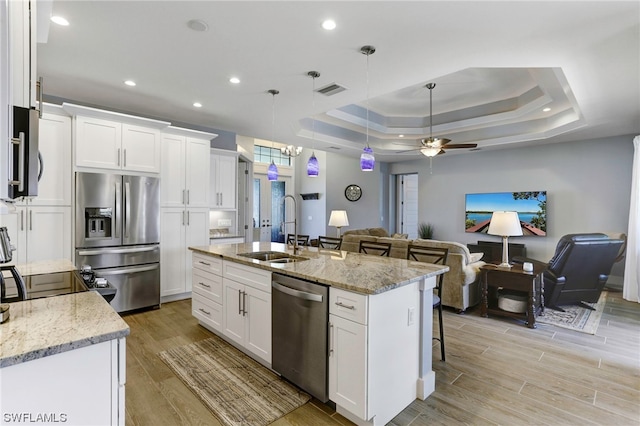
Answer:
top-left (480, 263), bottom-right (545, 328)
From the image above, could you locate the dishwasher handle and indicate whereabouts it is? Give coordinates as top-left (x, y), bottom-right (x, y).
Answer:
top-left (272, 280), bottom-right (323, 302)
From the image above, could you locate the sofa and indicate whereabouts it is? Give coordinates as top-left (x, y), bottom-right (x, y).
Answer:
top-left (341, 228), bottom-right (486, 312)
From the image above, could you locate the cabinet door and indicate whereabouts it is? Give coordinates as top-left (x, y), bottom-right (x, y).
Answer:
top-left (160, 134), bottom-right (186, 207)
top-left (0, 208), bottom-right (26, 265)
top-left (216, 154), bottom-right (237, 209)
top-left (223, 279), bottom-right (245, 346)
top-left (75, 116), bottom-right (122, 170)
top-left (160, 208), bottom-right (186, 297)
top-left (244, 286), bottom-right (271, 363)
top-left (33, 113), bottom-right (72, 206)
top-left (122, 124), bottom-right (161, 173)
top-left (26, 206), bottom-right (72, 263)
top-left (329, 314), bottom-right (368, 419)
top-left (185, 138), bottom-right (211, 208)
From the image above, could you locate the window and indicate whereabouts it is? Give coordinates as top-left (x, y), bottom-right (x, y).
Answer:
top-left (254, 145), bottom-right (291, 166)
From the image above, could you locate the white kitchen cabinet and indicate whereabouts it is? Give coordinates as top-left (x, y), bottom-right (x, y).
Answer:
top-left (74, 116), bottom-right (161, 173)
top-left (0, 338), bottom-right (126, 425)
top-left (221, 260), bottom-right (271, 364)
top-left (161, 128), bottom-right (216, 208)
top-left (64, 103), bottom-right (170, 173)
top-left (32, 108), bottom-right (72, 206)
top-left (192, 254), bottom-right (224, 332)
top-left (0, 205), bottom-right (72, 266)
top-left (210, 149), bottom-right (237, 209)
top-left (328, 284), bottom-right (421, 426)
top-left (9, 0), bottom-right (37, 109)
top-left (160, 207), bottom-right (209, 300)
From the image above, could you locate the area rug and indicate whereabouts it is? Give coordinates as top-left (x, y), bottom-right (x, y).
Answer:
top-left (536, 291), bottom-right (607, 334)
top-left (158, 336), bottom-right (310, 426)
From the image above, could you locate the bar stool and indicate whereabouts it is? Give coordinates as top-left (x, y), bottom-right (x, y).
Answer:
top-left (407, 244), bottom-right (449, 361)
top-left (358, 241), bottom-right (391, 257)
top-left (318, 235), bottom-right (342, 249)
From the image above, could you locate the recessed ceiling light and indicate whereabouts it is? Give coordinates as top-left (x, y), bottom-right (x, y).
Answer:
top-left (124, 80), bottom-right (136, 87)
top-left (51, 16), bottom-right (69, 26)
top-left (322, 19), bottom-right (336, 30)
top-left (193, 102), bottom-right (202, 108)
top-left (187, 19), bottom-right (208, 32)
top-left (399, 135), bottom-right (404, 138)
top-left (543, 107), bottom-right (551, 112)
top-left (229, 77), bottom-right (240, 84)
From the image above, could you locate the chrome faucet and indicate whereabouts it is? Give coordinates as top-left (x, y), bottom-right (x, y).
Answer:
top-left (282, 195), bottom-right (300, 254)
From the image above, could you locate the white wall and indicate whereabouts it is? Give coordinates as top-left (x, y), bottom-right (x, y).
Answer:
top-left (390, 135), bottom-right (633, 263)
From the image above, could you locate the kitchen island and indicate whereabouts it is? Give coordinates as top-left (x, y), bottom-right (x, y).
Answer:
top-left (0, 262), bottom-right (129, 425)
top-left (189, 242), bottom-right (448, 426)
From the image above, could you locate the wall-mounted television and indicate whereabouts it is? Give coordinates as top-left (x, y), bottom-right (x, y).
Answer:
top-left (465, 191), bottom-right (547, 236)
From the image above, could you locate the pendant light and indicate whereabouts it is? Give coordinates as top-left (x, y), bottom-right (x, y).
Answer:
top-left (267, 89), bottom-right (279, 181)
top-left (360, 45), bottom-right (376, 172)
top-left (306, 71), bottom-right (320, 178)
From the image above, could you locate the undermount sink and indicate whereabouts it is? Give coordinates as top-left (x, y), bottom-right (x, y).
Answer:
top-left (237, 251), bottom-right (308, 263)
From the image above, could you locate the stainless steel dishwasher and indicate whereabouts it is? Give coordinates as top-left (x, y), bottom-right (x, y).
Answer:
top-left (272, 273), bottom-right (329, 402)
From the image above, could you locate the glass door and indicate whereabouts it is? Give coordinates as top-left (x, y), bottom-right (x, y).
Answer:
top-left (253, 176), bottom-right (291, 243)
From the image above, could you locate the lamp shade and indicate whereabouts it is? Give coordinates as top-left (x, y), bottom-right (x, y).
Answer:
top-left (307, 152), bottom-right (319, 177)
top-left (267, 161), bottom-right (278, 181)
top-left (360, 146), bottom-right (375, 171)
top-left (420, 147), bottom-right (441, 157)
top-left (328, 210), bottom-right (349, 227)
top-left (487, 211), bottom-right (523, 237)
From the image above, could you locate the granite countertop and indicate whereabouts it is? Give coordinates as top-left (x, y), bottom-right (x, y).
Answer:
top-left (190, 242), bottom-right (448, 295)
top-left (0, 291), bottom-right (130, 368)
top-left (16, 259), bottom-right (77, 276)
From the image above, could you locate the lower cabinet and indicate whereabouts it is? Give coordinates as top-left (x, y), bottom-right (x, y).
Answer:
top-left (329, 284), bottom-right (421, 426)
top-left (0, 205), bottom-right (72, 265)
top-left (160, 207), bottom-right (209, 300)
top-left (190, 255), bottom-right (272, 365)
top-left (0, 338), bottom-right (126, 425)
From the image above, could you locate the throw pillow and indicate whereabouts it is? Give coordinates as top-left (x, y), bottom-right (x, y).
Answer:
top-left (391, 233), bottom-right (409, 239)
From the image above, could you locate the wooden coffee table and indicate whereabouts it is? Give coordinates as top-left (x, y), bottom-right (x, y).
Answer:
top-left (480, 263), bottom-right (545, 328)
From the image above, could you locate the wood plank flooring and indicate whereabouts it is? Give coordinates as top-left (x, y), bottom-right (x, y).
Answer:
top-left (123, 289), bottom-right (640, 425)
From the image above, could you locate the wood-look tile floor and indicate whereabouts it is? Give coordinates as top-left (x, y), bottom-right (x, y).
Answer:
top-left (123, 289), bottom-right (640, 425)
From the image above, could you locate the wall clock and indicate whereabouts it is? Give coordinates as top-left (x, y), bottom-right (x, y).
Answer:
top-left (344, 184), bottom-right (362, 202)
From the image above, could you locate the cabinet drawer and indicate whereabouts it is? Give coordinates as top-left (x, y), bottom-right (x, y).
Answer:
top-left (330, 288), bottom-right (368, 325)
top-left (192, 253), bottom-right (222, 275)
top-left (222, 261), bottom-right (271, 292)
top-left (192, 296), bottom-right (223, 332)
top-left (192, 268), bottom-right (223, 304)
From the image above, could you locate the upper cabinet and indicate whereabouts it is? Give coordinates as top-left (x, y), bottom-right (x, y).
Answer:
top-left (32, 106), bottom-right (72, 206)
top-left (63, 103), bottom-right (170, 174)
top-left (161, 127), bottom-right (217, 208)
top-left (211, 149), bottom-right (237, 210)
top-left (9, 0), bottom-right (38, 109)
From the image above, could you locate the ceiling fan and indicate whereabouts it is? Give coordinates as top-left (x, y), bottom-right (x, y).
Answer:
top-left (398, 83), bottom-right (478, 157)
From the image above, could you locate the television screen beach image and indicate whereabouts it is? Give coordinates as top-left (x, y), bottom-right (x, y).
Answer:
top-left (465, 191), bottom-right (547, 236)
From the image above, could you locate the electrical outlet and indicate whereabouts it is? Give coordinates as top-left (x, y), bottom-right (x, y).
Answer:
top-left (218, 219), bottom-right (232, 227)
top-left (408, 307), bottom-right (415, 325)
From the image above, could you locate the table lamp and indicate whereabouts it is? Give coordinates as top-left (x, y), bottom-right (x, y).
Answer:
top-left (328, 210), bottom-right (349, 237)
top-left (487, 211), bottom-right (523, 268)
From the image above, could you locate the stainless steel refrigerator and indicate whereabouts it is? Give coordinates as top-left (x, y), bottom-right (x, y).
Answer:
top-left (75, 172), bottom-right (160, 312)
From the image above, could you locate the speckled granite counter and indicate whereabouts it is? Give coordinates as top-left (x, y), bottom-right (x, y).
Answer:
top-left (190, 241), bottom-right (448, 294)
top-left (0, 291), bottom-right (130, 368)
top-left (15, 259), bottom-right (76, 276)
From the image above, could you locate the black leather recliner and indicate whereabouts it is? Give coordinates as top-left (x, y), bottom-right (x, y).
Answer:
top-left (517, 233), bottom-right (625, 311)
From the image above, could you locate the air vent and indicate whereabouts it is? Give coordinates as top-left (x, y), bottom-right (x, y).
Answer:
top-left (316, 83), bottom-right (347, 96)
top-left (328, 146), bottom-right (341, 150)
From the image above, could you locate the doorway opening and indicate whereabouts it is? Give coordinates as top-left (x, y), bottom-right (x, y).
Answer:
top-left (396, 173), bottom-right (418, 239)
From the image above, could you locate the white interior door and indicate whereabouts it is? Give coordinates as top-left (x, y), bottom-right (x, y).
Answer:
top-left (397, 174), bottom-right (418, 239)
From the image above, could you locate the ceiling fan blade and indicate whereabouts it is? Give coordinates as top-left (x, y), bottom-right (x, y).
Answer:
top-left (443, 143), bottom-right (478, 149)
top-left (395, 148), bottom-right (423, 154)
